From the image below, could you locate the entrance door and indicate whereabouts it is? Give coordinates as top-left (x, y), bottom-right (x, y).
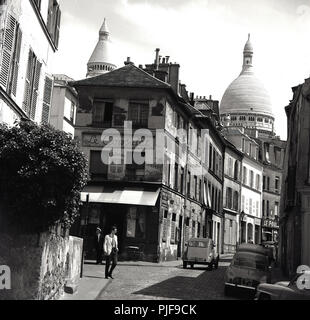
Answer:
top-left (217, 222), bottom-right (220, 254)
top-left (102, 204), bottom-right (126, 254)
top-left (177, 216), bottom-right (183, 258)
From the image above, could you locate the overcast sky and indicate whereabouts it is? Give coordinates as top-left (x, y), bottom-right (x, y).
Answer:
top-left (52, 0), bottom-right (310, 140)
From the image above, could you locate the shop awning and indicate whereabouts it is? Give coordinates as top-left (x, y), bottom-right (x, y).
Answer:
top-left (80, 187), bottom-right (160, 206)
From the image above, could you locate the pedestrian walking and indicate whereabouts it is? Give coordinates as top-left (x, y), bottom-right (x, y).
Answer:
top-left (94, 227), bottom-right (104, 264)
top-left (104, 226), bottom-right (119, 279)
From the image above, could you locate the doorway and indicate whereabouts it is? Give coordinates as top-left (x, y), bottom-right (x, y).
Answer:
top-left (177, 216), bottom-right (183, 258)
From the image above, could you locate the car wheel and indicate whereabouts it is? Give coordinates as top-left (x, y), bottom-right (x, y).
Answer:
top-left (183, 261), bottom-right (187, 269)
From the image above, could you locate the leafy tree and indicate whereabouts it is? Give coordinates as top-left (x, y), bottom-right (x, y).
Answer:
top-left (0, 120), bottom-right (88, 233)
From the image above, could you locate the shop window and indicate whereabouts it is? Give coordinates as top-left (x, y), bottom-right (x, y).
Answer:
top-left (126, 207), bottom-right (146, 239)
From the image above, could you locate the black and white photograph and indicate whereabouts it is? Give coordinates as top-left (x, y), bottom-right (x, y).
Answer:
top-left (0, 0), bottom-right (310, 308)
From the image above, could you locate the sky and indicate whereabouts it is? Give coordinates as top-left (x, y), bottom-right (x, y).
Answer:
top-left (51, 0), bottom-right (310, 140)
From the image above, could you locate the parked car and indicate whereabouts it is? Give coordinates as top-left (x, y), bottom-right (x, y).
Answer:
top-left (255, 271), bottom-right (310, 300)
top-left (182, 238), bottom-right (219, 271)
top-left (224, 244), bottom-right (271, 297)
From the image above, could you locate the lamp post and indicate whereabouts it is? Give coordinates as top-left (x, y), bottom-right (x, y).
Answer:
top-left (239, 210), bottom-right (245, 246)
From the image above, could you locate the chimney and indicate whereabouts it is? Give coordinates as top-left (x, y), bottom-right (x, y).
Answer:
top-left (168, 63), bottom-right (180, 95)
top-left (165, 56), bottom-right (170, 63)
top-left (155, 48), bottom-right (160, 70)
top-left (124, 57), bottom-right (134, 65)
top-left (209, 95), bottom-right (212, 100)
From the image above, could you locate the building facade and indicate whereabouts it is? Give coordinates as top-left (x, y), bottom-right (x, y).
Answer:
top-left (0, 0), bottom-right (60, 126)
top-left (222, 141), bottom-right (242, 253)
top-left (280, 78), bottom-right (310, 276)
top-left (219, 35), bottom-right (286, 250)
top-left (49, 74), bottom-right (77, 136)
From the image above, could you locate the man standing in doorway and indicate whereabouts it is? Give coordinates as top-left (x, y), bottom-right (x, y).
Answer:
top-left (94, 227), bottom-right (104, 264)
top-left (104, 226), bottom-right (119, 279)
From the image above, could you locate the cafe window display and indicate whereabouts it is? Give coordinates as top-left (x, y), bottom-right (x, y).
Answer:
top-left (126, 207), bottom-right (146, 239)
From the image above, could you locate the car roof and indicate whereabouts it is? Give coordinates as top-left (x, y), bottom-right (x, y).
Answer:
top-left (189, 238), bottom-right (211, 242)
top-left (237, 243), bottom-right (267, 255)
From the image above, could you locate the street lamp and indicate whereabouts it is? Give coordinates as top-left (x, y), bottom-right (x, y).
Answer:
top-left (239, 210), bottom-right (245, 246)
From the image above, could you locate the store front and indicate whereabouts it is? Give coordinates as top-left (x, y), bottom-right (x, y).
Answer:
top-left (262, 218), bottom-right (279, 243)
top-left (77, 186), bottom-right (161, 262)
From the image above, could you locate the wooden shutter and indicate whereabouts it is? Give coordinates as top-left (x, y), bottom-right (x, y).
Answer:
top-left (41, 76), bottom-right (53, 124)
top-left (10, 26), bottom-right (22, 97)
top-left (54, 6), bottom-right (61, 48)
top-left (0, 14), bottom-right (17, 90)
top-left (23, 50), bottom-right (35, 115)
top-left (30, 60), bottom-right (42, 120)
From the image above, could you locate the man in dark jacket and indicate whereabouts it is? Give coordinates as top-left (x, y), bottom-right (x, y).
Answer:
top-left (94, 227), bottom-right (104, 264)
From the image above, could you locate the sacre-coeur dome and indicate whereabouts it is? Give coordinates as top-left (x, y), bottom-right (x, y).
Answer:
top-left (220, 34), bottom-right (274, 118)
top-left (87, 18), bottom-right (117, 78)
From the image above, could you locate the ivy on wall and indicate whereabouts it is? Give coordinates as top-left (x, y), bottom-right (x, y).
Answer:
top-left (0, 120), bottom-right (88, 233)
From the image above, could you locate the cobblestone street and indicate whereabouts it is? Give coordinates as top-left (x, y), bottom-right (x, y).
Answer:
top-left (97, 257), bottom-right (238, 300)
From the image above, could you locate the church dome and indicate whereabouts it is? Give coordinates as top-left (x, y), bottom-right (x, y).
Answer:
top-left (87, 18), bottom-right (117, 78)
top-left (220, 34), bottom-right (274, 118)
top-left (220, 73), bottom-right (273, 117)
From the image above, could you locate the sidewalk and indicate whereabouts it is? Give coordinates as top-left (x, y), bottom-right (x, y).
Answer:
top-left (60, 262), bottom-right (111, 300)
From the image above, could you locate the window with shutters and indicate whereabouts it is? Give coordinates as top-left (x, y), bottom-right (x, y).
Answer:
top-left (23, 50), bottom-right (42, 120)
top-left (0, 14), bottom-right (22, 97)
top-left (47, 0), bottom-right (61, 48)
top-left (41, 76), bottom-right (53, 124)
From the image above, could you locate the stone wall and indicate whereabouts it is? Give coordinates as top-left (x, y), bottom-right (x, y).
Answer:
top-left (0, 231), bottom-right (83, 300)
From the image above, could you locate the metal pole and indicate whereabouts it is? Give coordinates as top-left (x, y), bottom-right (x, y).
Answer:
top-left (80, 194), bottom-right (89, 278)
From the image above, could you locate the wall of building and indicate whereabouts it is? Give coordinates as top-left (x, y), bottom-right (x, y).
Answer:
top-left (0, 0), bottom-right (58, 125)
top-left (0, 230), bottom-right (83, 300)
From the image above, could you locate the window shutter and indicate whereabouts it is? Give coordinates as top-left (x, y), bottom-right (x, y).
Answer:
top-left (23, 50), bottom-right (35, 115)
top-left (0, 14), bottom-right (17, 90)
top-left (41, 76), bottom-right (53, 124)
top-left (30, 60), bottom-right (42, 120)
top-left (23, 51), bottom-right (34, 115)
top-left (10, 27), bottom-right (22, 97)
top-left (55, 7), bottom-right (61, 48)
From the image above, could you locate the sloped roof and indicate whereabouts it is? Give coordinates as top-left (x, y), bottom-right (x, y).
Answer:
top-left (72, 64), bottom-right (172, 89)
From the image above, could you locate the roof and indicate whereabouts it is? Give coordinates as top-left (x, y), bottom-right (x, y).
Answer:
top-left (220, 72), bottom-right (273, 117)
top-left (220, 35), bottom-right (273, 118)
top-left (71, 63), bottom-right (172, 89)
